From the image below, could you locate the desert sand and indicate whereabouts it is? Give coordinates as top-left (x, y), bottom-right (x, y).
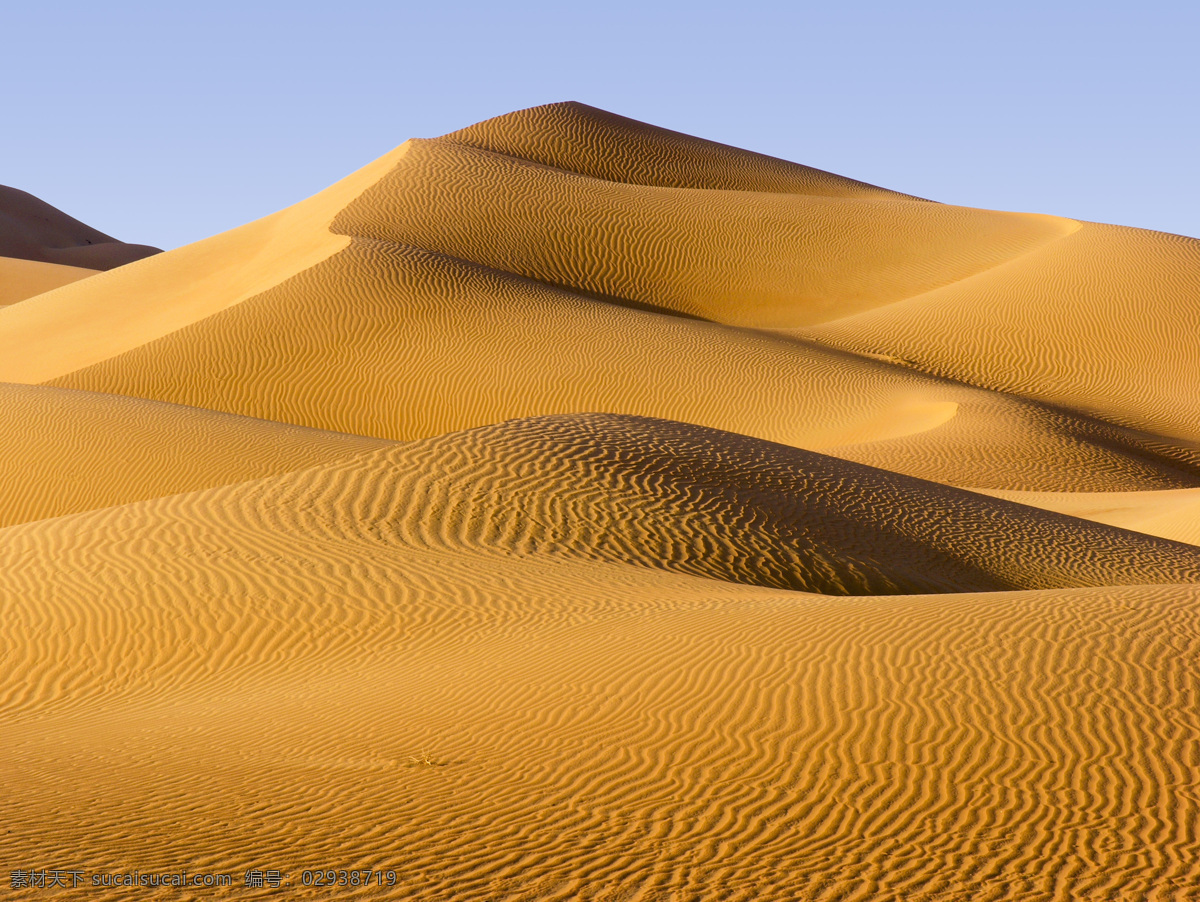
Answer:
top-left (0, 257), bottom-right (96, 307)
top-left (2, 102), bottom-right (1198, 900)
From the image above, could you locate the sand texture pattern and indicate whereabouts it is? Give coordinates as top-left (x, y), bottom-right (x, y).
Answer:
top-left (2, 103), bottom-right (1198, 901)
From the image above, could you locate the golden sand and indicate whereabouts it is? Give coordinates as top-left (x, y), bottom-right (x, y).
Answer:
top-left (0, 256), bottom-right (97, 306)
top-left (2, 103), bottom-right (1197, 900)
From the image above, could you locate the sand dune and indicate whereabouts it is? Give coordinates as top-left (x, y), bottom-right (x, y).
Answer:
top-left (0, 382), bottom-right (390, 528)
top-left (1, 104), bottom-right (1194, 493)
top-left (180, 411), bottom-right (1195, 596)
top-left (2, 431), bottom-right (1197, 898)
top-left (0, 185), bottom-right (161, 271)
top-left (38, 237), bottom-right (1200, 492)
top-left (0, 226), bottom-right (1192, 494)
top-left (3, 103), bottom-right (1198, 900)
top-left (332, 136), bottom-right (1076, 329)
top-left (800, 222), bottom-right (1200, 442)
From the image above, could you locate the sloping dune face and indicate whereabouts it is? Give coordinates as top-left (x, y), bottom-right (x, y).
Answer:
top-left (222, 413), bottom-right (1198, 596)
top-left (0, 256), bottom-right (96, 306)
top-left (0, 382), bottom-right (391, 527)
top-left (2, 103), bottom-right (1200, 901)
top-left (1, 103), bottom-right (1195, 494)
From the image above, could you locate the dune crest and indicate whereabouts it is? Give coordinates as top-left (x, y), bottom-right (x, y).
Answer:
top-left (226, 412), bottom-right (1200, 595)
top-left (444, 101), bottom-right (926, 199)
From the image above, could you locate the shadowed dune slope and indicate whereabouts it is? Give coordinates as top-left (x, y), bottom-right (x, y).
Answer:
top-left (293, 413), bottom-right (1200, 594)
top-left (0, 185), bottom-right (160, 270)
top-left (2, 471), bottom-right (1198, 900)
top-left (0, 255), bottom-right (96, 306)
top-left (0, 383), bottom-right (392, 528)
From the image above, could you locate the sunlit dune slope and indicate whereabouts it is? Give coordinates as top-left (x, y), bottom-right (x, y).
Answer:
top-left (0, 383), bottom-right (391, 528)
top-left (0, 147), bottom-right (406, 383)
top-left (21, 237), bottom-right (1200, 494)
top-left (0, 255), bottom-right (96, 306)
top-left (3, 457), bottom-right (1198, 900)
top-left (800, 222), bottom-right (1200, 442)
top-left (0, 185), bottom-right (160, 270)
top-left (3, 100), bottom-right (1200, 902)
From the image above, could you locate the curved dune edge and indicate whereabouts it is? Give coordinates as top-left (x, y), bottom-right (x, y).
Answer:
top-left (0, 144), bottom-right (409, 383)
top-left (812, 398), bottom-right (960, 446)
top-left (0, 256), bottom-right (98, 306)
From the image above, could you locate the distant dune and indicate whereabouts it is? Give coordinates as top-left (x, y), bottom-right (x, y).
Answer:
top-left (0, 185), bottom-right (161, 306)
top-left (0, 185), bottom-right (161, 272)
top-left (2, 103), bottom-right (1198, 901)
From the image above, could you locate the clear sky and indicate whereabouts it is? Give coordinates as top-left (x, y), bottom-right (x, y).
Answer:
top-left (4, 1), bottom-right (1197, 249)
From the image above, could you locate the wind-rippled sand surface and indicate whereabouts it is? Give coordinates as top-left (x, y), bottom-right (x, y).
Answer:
top-left (2, 103), bottom-right (1198, 900)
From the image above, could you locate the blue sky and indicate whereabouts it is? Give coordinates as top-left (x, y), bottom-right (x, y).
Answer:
top-left (4, 1), bottom-right (1197, 249)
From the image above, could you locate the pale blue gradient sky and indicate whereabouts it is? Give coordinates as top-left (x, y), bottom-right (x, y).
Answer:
top-left (3, 1), bottom-right (1196, 249)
